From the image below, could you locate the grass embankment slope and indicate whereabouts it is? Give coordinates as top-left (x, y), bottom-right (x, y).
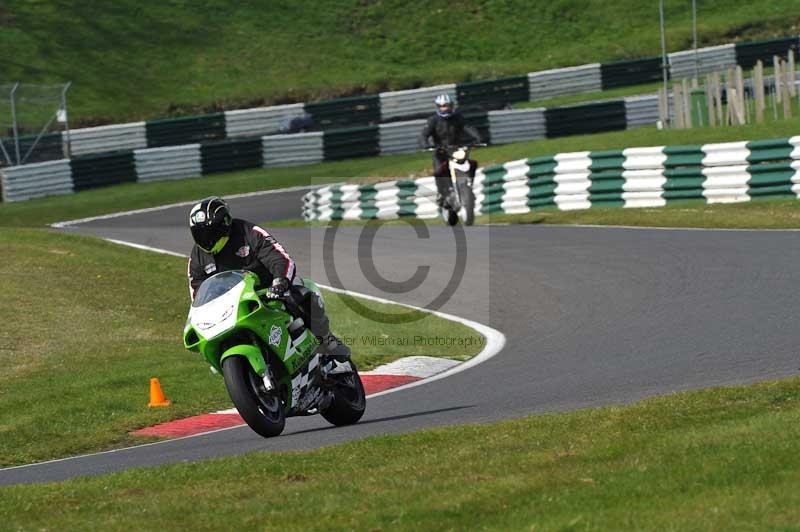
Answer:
top-left (2, 0), bottom-right (799, 124)
top-left (0, 228), bottom-right (481, 467)
top-left (3, 378), bottom-right (800, 529)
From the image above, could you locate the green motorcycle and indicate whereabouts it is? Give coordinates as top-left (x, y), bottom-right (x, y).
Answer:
top-left (183, 270), bottom-right (366, 437)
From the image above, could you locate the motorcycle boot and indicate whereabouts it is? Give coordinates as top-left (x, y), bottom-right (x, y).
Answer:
top-left (318, 333), bottom-right (351, 362)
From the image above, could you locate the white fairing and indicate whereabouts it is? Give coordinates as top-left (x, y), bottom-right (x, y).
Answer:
top-left (450, 160), bottom-right (471, 173)
top-left (189, 280), bottom-right (245, 339)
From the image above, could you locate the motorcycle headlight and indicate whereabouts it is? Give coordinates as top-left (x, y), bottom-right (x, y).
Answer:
top-left (196, 304), bottom-right (235, 330)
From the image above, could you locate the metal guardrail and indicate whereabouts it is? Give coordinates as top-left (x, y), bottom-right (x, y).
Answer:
top-left (601, 57), bottom-right (663, 89)
top-left (735, 37), bottom-right (800, 69)
top-left (528, 63), bottom-right (602, 102)
top-left (201, 138), bottom-right (263, 174)
top-left (262, 132), bottom-right (324, 167)
top-left (378, 120), bottom-right (426, 155)
top-left (668, 44), bottom-right (737, 79)
top-left (379, 85), bottom-right (457, 121)
top-left (457, 76), bottom-right (529, 111)
top-left (0, 94), bottom-right (670, 202)
top-left (134, 144), bottom-right (202, 182)
top-left (0, 159), bottom-right (73, 202)
top-left (623, 95), bottom-right (660, 128)
top-left (66, 122), bottom-right (147, 156)
top-left (224, 104), bottom-right (304, 138)
top-left (145, 113), bottom-right (226, 148)
top-left (487, 108), bottom-right (546, 144)
top-left (545, 100), bottom-right (627, 138)
top-left (305, 95), bottom-right (380, 129)
top-left (70, 151), bottom-right (137, 191)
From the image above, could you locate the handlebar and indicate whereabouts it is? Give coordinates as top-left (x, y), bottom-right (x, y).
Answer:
top-left (425, 143), bottom-right (487, 152)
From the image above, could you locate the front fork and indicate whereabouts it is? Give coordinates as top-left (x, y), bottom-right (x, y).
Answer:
top-left (447, 162), bottom-right (474, 210)
top-left (447, 164), bottom-right (461, 211)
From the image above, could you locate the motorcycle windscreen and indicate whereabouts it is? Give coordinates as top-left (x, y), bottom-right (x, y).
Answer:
top-left (192, 270), bottom-right (247, 308)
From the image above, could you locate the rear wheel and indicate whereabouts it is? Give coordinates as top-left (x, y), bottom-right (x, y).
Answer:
top-left (223, 356), bottom-right (285, 438)
top-left (321, 369), bottom-right (366, 426)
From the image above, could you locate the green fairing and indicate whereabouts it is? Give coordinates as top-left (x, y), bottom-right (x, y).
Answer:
top-left (220, 344), bottom-right (266, 376)
top-left (183, 271), bottom-right (321, 410)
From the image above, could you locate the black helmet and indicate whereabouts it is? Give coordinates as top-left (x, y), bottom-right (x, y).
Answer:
top-left (189, 196), bottom-right (232, 253)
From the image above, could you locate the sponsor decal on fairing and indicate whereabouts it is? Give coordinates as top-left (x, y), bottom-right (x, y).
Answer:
top-left (269, 324), bottom-right (282, 346)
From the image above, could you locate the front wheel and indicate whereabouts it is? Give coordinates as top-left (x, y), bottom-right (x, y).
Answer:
top-left (458, 183), bottom-right (475, 226)
top-left (441, 206), bottom-right (458, 226)
top-left (321, 369), bottom-right (366, 426)
top-left (223, 356), bottom-right (285, 438)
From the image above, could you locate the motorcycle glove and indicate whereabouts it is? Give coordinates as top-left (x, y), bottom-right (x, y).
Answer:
top-left (265, 276), bottom-right (290, 300)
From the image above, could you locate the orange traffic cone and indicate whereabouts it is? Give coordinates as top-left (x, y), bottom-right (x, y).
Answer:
top-left (148, 377), bottom-right (171, 407)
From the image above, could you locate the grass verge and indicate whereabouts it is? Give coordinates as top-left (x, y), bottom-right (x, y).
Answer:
top-left (0, 229), bottom-right (481, 467)
top-left (2, 376), bottom-right (799, 529)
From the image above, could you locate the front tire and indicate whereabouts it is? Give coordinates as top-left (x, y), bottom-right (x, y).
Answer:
top-left (441, 207), bottom-right (458, 226)
top-left (223, 356), bottom-right (285, 438)
top-left (458, 183), bottom-right (475, 226)
top-left (321, 369), bottom-right (366, 426)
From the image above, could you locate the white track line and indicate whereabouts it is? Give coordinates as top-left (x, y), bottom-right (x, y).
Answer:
top-left (50, 185), bottom-right (323, 228)
top-left (2, 205), bottom-right (506, 473)
top-left (321, 285), bottom-right (504, 399)
top-left (103, 238), bottom-right (187, 257)
top-left (86, 240), bottom-right (505, 401)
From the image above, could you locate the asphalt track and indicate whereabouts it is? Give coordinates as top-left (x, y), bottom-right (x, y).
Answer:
top-left (3, 188), bottom-right (800, 485)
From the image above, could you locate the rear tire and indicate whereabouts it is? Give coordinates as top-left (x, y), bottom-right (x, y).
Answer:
top-left (321, 369), bottom-right (366, 426)
top-left (223, 356), bottom-right (285, 438)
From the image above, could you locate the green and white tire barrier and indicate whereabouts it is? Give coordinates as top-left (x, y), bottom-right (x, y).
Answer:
top-left (302, 136), bottom-right (800, 221)
top-left (302, 178), bottom-right (442, 221)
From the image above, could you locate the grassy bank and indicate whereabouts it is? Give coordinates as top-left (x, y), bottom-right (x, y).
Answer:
top-left (0, 229), bottom-right (481, 466)
top-left (4, 113), bottom-right (800, 229)
top-left (3, 1), bottom-right (799, 124)
top-left (3, 376), bottom-right (799, 529)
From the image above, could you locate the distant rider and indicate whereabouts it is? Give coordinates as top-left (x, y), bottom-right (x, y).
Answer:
top-left (187, 196), bottom-right (349, 360)
top-left (417, 93), bottom-right (481, 205)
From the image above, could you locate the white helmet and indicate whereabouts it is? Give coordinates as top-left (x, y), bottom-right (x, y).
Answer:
top-left (434, 93), bottom-right (454, 117)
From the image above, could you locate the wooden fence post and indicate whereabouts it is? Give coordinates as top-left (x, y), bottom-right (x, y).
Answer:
top-left (782, 60), bottom-right (793, 119)
top-left (774, 55), bottom-right (783, 103)
top-left (658, 86), bottom-right (669, 127)
top-left (674, 83), bottom-right (685, 129)
top-left (682, 78), bottom-right (692, 127)
top-left (705, 74), bottom-right (716, 127)
top-left (754, 60), bottom-right (765, 124)
top-left (736, 66), bottom-right (746, 124)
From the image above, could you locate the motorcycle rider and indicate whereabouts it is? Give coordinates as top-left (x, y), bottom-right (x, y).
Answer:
top-left (187, 196), bottom-right (349, 360)
top-left (417, 93), bottom-right (482, 206)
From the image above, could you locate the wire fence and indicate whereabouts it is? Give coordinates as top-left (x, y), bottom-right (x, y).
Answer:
top-left (0, 82), bottom-right (71, 166)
